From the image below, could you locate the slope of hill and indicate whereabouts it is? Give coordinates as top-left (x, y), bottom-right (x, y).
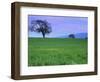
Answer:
top-left (75, 33), bottom-right (87, 39)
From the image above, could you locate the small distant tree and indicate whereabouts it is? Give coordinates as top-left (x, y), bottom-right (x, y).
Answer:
top-left (85, 37), bottom-right (88, 39)
top-left (29, 20), bottom-right (52, 38)
top-left (68, 34), bottom-right (75, 38)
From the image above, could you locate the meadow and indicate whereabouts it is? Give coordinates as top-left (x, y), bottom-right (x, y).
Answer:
top-left (28, 38), bottom-right (87, 66)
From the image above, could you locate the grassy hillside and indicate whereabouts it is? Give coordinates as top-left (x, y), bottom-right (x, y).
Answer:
top-left (28, 38), bottom-right (87, 66)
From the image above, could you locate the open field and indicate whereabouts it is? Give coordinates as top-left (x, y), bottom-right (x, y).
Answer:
top-left (28, 38), bottom-right (87, 66)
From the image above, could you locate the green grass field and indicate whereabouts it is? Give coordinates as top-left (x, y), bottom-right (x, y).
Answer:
top-left (28, 38), bottom-right (87, 66)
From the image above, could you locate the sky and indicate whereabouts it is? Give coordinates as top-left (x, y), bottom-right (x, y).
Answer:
top-left (28, 15), bottom-right (88, 38)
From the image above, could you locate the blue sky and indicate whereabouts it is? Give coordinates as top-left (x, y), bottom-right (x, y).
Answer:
top-left (28, 15), bottom-right (88, 38)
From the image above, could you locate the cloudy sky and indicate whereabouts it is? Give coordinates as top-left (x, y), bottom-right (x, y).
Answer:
top-left (28, 15), bottom-right (88, 38)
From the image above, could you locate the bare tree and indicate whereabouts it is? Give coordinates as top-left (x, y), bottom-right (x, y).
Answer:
top-left (29, 20), bottom-right (52, 38)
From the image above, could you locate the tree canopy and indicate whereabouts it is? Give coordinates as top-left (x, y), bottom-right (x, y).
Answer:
top-left (68, 34), bottom-right (75, 38)
top-left (30, 20), bottom-right (52, 38)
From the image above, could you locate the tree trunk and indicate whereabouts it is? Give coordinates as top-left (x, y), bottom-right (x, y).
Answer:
top-left (43, 34), bottom-right (45, 38)
top-left (42, 32), bottom-right (45, 38)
